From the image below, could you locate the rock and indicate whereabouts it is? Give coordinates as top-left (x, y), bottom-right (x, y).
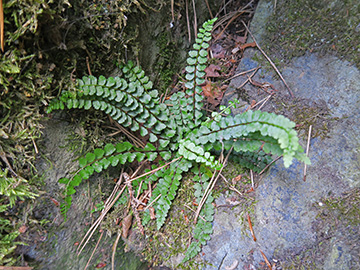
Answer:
top-left (17, 116), bottom-right (147, 270)
top-left (202, 0), bottom-right (360, 269)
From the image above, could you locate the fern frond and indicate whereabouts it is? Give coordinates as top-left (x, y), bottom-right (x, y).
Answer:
top-left (194, 110), bottom-right (310, 168)
top-left (47, 68), bottom-right (173, 143)
top-left (229, 150), bottom-right (273, 173)
top-left (178, 139), bottom-right (220, 169)
top-left (143, 158), bottom-right (192, 230)
top-left (58, 142), bottom-right (160, 217)
top-left (183, 167), bottom-right (214, 263)
top-left (180, 17), bottom-right (217, 127)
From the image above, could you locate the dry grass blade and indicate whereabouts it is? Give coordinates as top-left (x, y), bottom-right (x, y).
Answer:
top-left (84, 230), bottom-right (103, 270)
top-left (127, 156), bottom-right (182, 183)
top-left (184, 204), bottom-right (206, 222)
top-left (204, 0), bottom-right (213, 18)
top-left (237, 66), bottom-right (259, 90)
top-left (224, 67), bottom-right (259, 83)
top-left (77, 172), bottom-right (126, 255)
top-left (303, 125), bottom-right (312, 181)
top-left (219, 173), bottom-right (243, 196)
top-left (214, 0), bottom-right (254, 30)
top-left (112, 231), bottom-right (122, 270)
top-left (124, 172), bottom-right (145, 235)
top-left (0, 0), bottom-right (3, 52)
top-left (256, 94), bottom-right (272, 110)
top-left (214, 10), bottom-right (244, 41)
top-left (194, 147), bottom-right (233, 223)
top-left (185, 0), bottom-right (191, 42)
top-left (107, 120), bottom-right (146, 148)
top-left (241, 21), bottom-right (294, 97)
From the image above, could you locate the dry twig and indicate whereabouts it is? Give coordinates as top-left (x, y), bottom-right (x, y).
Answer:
top-left (224, 67), bottom-right (259, 83)
top-left (237, 66), bottom-right (259, 89)
top-left (259, 156), bottom-right (282, 175)
top-left (191, 0), bottom-right (197, 39)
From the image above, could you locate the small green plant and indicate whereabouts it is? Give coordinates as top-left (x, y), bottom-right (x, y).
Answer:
top-left (0, 169), bottom-right (37, 265)
top-left (47, 18), bottom-right (309, 264)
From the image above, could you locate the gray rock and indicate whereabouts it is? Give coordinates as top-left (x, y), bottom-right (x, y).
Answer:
top-left (202, 0), bottom-right (360, 269)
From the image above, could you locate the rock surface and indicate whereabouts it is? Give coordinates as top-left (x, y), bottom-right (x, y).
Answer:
top-left (18, 117), bottom-right (147, 270)
top-left (202, 0), bottom-right (360, 269)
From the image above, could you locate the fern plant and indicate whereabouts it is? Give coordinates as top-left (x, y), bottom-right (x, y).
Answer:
top-left (47, 18), bottom-right (309, 264)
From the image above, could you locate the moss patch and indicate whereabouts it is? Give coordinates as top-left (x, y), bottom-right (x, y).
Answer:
top-left (278, 188), bottom-right (360, 269)
top-left (263, 0), bottom-right (360, 68)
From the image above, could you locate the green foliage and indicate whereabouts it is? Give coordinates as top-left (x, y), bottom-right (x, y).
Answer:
top-left (182, 166), bottom-right (214, 262)
top-left (0, 216), bottom-right (23, 265)
top-left (0, 170), bottom-right (37, 265)
top-left (48, 18), bottom-right (309, 265)
top-left (0, 170), bottom-right (38, 207)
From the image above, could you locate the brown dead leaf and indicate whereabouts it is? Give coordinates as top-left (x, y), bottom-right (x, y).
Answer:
top-left (232, 174), bottom-right (242, 185)
top-left (18, 225), bottom-right (27, 234)
top-left (201, 81), bottom-right (224, 106)
top-left (234, 35), bottom-right (247, 44)
top-left (210, 43), bottom-right (226, 58)
top-left (95, 262), bottom-right (107, 268)
top-left (205, 64), bottom-right (221, 77)
top-left (121, 213), bottom-right (132, 238)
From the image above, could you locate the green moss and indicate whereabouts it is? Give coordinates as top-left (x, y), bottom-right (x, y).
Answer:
top-left (153, 32), bottom-right (179, 92)
top-left (263, 0), bottom-right (360, 68)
